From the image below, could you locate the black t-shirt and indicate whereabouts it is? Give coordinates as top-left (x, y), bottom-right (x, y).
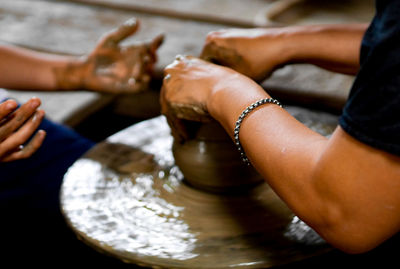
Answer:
top-left (339, 0), bottom-right (400, 156)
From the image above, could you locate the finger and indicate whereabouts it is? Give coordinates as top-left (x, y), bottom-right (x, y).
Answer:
top-left (143, 34), bottom-right (164, 67)
top-left (165, 114), bottom-right (188, 143)
top-left (160, 82), bottom-right (170, 116)
top-left (162, 55), bottom-right (198, 85)
top-left (119, 75), bottom-right (148, 93)
top-left (98, 18), bottom-right (140, 48)
top-left (1, 130), bottom-right (46, 162)
top-left (166, 55), bottom-right (208, 74)
top-left (148, 34), bottom-right (164, 53)
top-left (0, 97), bottom-right (41, 141)
top-left (200, 42), bottom-right (223, 63)
top-left (164, 54), bottom-right (189, 72)
top-left (0, 99), bottom-right (18, 119)
top-left (200, 44), bottom-right (214, 61)
top-left (0, 109), bottom-right (45, 157)
top-left (200, 31), bottom-right (221, 60)
top-left (160, 84), bottom-right (187, 143)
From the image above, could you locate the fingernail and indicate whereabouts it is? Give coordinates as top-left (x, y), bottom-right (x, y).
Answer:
top-left (124, 18), bottom-right (137, 27)
top-left (30, 98), bottom-right (40, 108)
top-left (38, 129), bottom-right (46, 137)
top-left (32, 110), bottom-right (44, 122)
top-left (5, 100), bottom-right (17, 110)
top-left (128, 78), bottom-right (136, 86)
top-left (175, 55), bottom-right (184, 61)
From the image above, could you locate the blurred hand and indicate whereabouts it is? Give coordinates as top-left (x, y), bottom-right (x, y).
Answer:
top-left (57, 18), bottom-right (164, 93)
top-left (201, 28), bottom-right (290, 82)
top-left (0, 98), bottom-right (46, 162)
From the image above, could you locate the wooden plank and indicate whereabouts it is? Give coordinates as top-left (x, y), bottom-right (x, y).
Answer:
top-left (63, 0), bottom-right (276, 28)
top-left (266, 0), bottom-right (375, 25)
top-left (61, 0), bottom-right (375, 27)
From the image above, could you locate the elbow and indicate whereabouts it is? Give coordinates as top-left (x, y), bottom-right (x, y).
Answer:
top-left (319, 222), bottom-right (385, 254)
top-left (306, 176), bottom-right (386, 254)
top-left (306, 194), bottom-right (387, 255)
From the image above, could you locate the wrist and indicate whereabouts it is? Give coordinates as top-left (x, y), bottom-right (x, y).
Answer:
top-left (241, 27), bottom-right (306, 79)
top-left (53, 56), bottom-right (87, 91)
top-left (265, 25), bottom-right (313, 65)
top-left (207, 74), bottom-right (269, 131)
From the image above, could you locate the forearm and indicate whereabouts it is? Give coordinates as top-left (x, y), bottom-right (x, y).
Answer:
top-left (208, 81), bottom-right (328, 219)
top-left (281, 24), bottom-right (367, 75)
top-left (208, 84), bottom-right (341, 247)
top-left (0, 44), bottom-right (83, 91)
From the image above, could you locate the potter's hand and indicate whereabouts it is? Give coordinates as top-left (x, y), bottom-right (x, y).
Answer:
top-left (56, 18), bottom-right (164, 93)
top-left (0, 98), bottom-right (46, 162)
top-left (161, 55), bottom-right (253, 142)
top-left (201, 25), bottom-right (367, 79)
top-left (200, 28), bottom-right (290, 82)
top-left (161, 55), bottom-right (213, 142)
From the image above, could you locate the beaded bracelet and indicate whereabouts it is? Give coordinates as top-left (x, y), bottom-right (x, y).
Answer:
top-left (234, 98), bottom-right (282, 165)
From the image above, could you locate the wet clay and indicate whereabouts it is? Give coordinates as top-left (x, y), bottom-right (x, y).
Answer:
top-left (172, 119), bottom-right (263, 193)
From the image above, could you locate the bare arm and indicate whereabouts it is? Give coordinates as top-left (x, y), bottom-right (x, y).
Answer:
top-left (201, 24), bottom-right (367, 81)
top-left (284, 24), bottom-right (366, 75)
top-left (208, 65), bottom-right (400, 254)
top-left (0, 18), bottom-right (163, 93)
top-left (210, 80), bottom-right (400, 253)
top-left (0, 45), bottom-right (77, 91)
top-left (162, 56), bottom-right (400, 254)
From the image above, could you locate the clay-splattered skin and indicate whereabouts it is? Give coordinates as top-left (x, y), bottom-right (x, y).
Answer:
top-left (161, 56), bottom-right (219, 143)
top-left (200, 28), bottom-right (291, 82)
top-left (55, 18), bottom-right (164, 93)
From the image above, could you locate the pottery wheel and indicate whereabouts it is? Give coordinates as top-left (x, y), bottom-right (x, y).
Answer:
top-left (61, 106), bottom-right (338, 268)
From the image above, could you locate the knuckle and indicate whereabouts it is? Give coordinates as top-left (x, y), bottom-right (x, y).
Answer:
top-left (206, 30), bottom-right (222, 40)
top-left (14, 137), bottom-right (26, 146)
top-left (20, 146), bottom-right (33, 157)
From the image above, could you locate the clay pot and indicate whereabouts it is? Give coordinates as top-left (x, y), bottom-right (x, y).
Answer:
top-left (172, 119), bottom-right (264, 193)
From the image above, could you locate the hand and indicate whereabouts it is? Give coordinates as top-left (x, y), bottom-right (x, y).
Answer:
top-left (0, 98), bottom-right (46, 162)
top-left (57, 18), bottom-right (164, 93)
top-left (200, 28), bottom-right (291, 82)
top-left (161, 55), bottom-right (252, 142)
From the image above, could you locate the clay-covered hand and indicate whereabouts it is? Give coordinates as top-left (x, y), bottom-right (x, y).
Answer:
top-left (56, 18), bottom-right (164, 93)
top-left (161, 55), bottom-right (246, 142)
top-left (0, 98), bottom-right (46, 162)
top-left (200, 28), bottom-right (290, 82)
